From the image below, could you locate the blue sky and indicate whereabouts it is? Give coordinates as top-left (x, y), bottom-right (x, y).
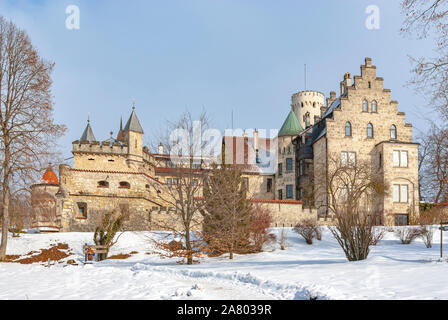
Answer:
top-left (0, 0), bottom-right (435, 160)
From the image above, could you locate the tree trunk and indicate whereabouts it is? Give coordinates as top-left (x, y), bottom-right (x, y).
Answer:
top-left (0, 146), bottom-right (10, 261)
top-left (185, 228), bottom-right (192, 265)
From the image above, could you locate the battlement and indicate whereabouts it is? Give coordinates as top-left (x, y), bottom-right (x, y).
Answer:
top-left (292, 90), bottom-right (325, 99)
top-left (72, 140), bottom-right (129, 155)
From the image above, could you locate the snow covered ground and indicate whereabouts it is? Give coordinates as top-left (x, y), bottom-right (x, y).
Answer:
top-left (1, 227), bottom-right (448, 300)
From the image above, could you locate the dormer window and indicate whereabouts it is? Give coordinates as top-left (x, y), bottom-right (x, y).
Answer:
top-left (119, 181), bottom-right (130, 189)
top-left (98, 181), bottom-right (109, 188)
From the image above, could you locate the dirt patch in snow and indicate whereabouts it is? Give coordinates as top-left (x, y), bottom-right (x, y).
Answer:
top-left (107, 253), bottom-right (131, 260)
top-left (10, 243), bottom-right (72, 264)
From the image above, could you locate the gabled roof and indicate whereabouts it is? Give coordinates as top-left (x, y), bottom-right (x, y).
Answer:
top-left (80, 122), bottom-right (96, 142)
top-left (124, 110), bottom-right (144, 133)
top-left (278, 110), bottom-right (303, 137)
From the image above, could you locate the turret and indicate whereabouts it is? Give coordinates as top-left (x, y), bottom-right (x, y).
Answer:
top-left (291, 90), bottom-right (325, 129)
top-left (123, 102), bottom-right (144, 160)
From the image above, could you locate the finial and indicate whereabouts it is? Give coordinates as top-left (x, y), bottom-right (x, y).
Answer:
top-left (87, 112), bottom-right (90, 123)
top-left (110, 131), bottom-right (113, 138)
top-left (132, 99), bottom-right (135, 110)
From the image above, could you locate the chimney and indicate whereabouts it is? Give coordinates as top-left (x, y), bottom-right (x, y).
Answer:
top-left (365, 57), bottom-right (372, 67)
top-left (344, 72), bottom-right (352, 87)
top-left (158, 143), bottom-right (164, 154)
top-left (254, 129), bottom-right (259, 151)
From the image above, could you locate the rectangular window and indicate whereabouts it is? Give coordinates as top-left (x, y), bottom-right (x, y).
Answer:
top-left (393, 185), bottom-right (400, 202)
top-left (400, 151), bottom-right (408, 167)
top-left (395, 214), bottom-right (409, 226)
top-left (400, 185), bottom-right (408, 203)
top-left (341, 152), bottom-right (348, 166)
top-left (286, 185), bottom-right (293, 199)
top-left (278, 163), bottom-right (283, 176)
top-left (393, 151), bottom-right (400, 167)
top-left (173, 178), bottom-right (178, 185)
top-left (278, 189), bottom-right (283, 200)
top-left (348, 152), bottom-right (356, 166)
top-left (393, 184), bottom-right (409, 203)
top-left (286, 158), bottom-right (293, 171)
top-left (167, 178), bottom-right (172, 186)
top-left (243, 177), bottom-right (249, 191)
top-left (341, 152), bottom-right (356, 166)
top-left (379, 153), bottom-right (382, 168)
top-left (393, 150), bottom-right (408, 167)
top-left (267, 178), bottom-right (272, 193)
top-left (77, 202), bottom-right (87, 218)
top-left (193, 179), bottom-right (198, 187)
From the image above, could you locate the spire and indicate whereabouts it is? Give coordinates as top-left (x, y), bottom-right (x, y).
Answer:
top-left (80, 116), bottom-right (96, 142)
top-left (124, 100), bottom-right (144, 133)
top-left (278, 110), bottom-right (303, 137)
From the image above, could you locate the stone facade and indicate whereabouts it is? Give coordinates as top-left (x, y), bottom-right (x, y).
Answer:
top-left (294, 58), bottom-right (419, 225)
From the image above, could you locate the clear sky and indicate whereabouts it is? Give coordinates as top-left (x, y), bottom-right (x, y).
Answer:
top-left (0, 0), bottom-right (435, 161)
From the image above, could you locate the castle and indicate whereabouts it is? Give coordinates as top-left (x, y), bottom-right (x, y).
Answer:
top-left (31, 58), bottom-right (419, 231)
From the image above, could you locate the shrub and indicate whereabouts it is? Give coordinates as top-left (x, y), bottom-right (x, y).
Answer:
top-left (419, 226), bottom-right (434, 248)
top-left (249, 205), bottom-right (276, 252)
top-left (370, 227), bottom-right (385, 246)
top-left (93, 211), bottom-right (124, 260)
top-left (395, 226), bottom-right (424, 244)
top-left (293, 219), bottom-right (320, 245)
top-left (278, 229), bottom-right (289, 250)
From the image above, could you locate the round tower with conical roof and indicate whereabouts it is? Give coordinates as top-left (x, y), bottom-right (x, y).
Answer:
top-left (30, 166), bottom-right (61, 232)
top-left (276, 110), bottom-right (303, 200)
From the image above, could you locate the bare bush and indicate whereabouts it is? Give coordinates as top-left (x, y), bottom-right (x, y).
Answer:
top-left (419, 226), bottom-right (434, 248)
top-left (293, 219), bottom-right (320, 245)
top-left (278, 228), bottom-right (288, 250)
top-left (315, 155), bottom-right (384, 261)
top-left (370, 227), bottom-right (386, 246)
top-left (395, 226), bottom-right (424, 244)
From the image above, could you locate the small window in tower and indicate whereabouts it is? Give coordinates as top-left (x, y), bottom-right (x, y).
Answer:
top-left (372, 100), bottom-right (377, 112)
top-left (108, 159), bottom-right (115, 162)
top-left (119, 181), bottom-right (130, 189)
top-left (367, 123), bottom-right (374, 138)
top-left (77, 202), bottom-right (87, 218)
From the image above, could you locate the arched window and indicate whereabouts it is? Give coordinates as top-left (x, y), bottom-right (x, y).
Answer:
top-left (345, 122), bottom-right (352, 136)
top-left (372, 100), bottom-right (377, 112)
top-left (390, 125), bottom-right (397, 139)
top-left (367, 123), bottom-right (374, 138)
top-left (362, 100), bottom-right (368, 112)
top-left (119, 181), bottom-right (130, 189)
top-left (97, 181), bottom-right (109, 188)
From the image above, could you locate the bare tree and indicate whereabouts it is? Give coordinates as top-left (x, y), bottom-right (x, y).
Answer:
top-left (0, 17), bottom-right (66, 260)
top-left (418, 124), bottom-right (448, 202)
top-left (401, 0), bottom-right (448, 120)
top-left (315, 154), bottom-right (385, 261)
top-left (148, 110), bottom-right (216, 264)
top-left (293, 218), bottom-right (321, 245)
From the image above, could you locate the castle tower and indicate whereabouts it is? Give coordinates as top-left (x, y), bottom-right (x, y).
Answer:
top-left (30, 166), bottom-right (61, 232)
top-left (291, 90), bottom-right (325, 128)
top-left (123, 103), bottom-right (144, 163)
top-left (80, 117), bottom-right (96, 142)
top-left (276, 111), bottom-right (303, 200)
